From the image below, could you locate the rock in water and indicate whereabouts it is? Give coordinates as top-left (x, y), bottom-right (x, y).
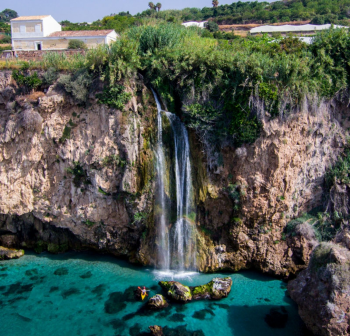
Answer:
top-left (288, 243), bottom-right (350, 336)
top-left (147, 294), bottom-right (168, 310)
top-left (0, 246), bottom-right (24, 260)
top-left (159, 281), bottom-right (192, 302)
top-left (191, 277), bottom-right (232, 300)
top-left (149, 325), bottom-right (163, 336)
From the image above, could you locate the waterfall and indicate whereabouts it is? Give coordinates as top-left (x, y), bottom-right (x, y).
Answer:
top-left (152, 89), bottom-right (170, 271)
top-left (152, 90), bottom-right (196, 273)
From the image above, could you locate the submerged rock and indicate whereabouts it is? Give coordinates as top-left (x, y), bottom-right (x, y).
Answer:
top-left (191, 277), bottom-right (232, 300)
top-left (147, 294), bottom-right (169, 310)
top-left (149, 325), bottom-right (163, 336)
top-left (0, 246), bottom-right (24, 260)
top-left (264, 307), bottom-right (288, 328)
top-left (159, 281), bottom-right (192, 302)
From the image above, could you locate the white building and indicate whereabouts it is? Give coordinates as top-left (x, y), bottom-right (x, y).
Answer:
top-left (11, 15), bottom-right (118, 51)
top-left (182, 21), bottom-right (208, 29)
top-left (250, 24), bottom-right (348, 36)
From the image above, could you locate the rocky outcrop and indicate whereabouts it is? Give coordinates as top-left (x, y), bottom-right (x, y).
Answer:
top-left (191, 277), bottom-right (232, 300)
top-left (193, 101), bottom-right (349, 276)
top-left (160, 277), bottom-right (232, 302)
top-left (0, 71), bottom-right (157, 263)
top-left (159, 281), bottom-right (192, 302)
top-left (147, 294), bottom-right (168, 310)
top-left (0, 246), bottom-right (24, 260)
top-left (288, 242), bottom-right (350, 336)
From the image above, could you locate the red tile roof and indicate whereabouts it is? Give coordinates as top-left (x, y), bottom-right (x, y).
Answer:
top-left (49, 30), bottom-right (115, 37)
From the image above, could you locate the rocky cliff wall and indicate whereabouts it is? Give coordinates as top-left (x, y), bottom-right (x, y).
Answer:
top-left (0, 71), bottom-right (157, 261)
top-left (0, 70), bottom-right (349, 278)
top-left (192, 100), bottom-right (349, 276)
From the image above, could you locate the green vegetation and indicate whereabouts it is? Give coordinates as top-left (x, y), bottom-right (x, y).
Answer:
top-left (82, 219), bottom-right (96, 227)
top-left (133, 212), bottom-right (147, 224)
top-left (3, 16), bottom-right (350, 154)
top-left (136, 0), bottom-right (350, 26)
top-left (68, 39), bottom-right (87, 50)
top-left (98, 187), bottom-right (111, 196)
top-left (0, 35), bottom-right (11, 44)
top-left (66, 162), bottom-right (90, 187)
top-left (285, 210), bottom-right (341, 242)
top-left (59, 125), bottom-right (72, 143)
top-left (326, 142), bottom-right (350, 187)
top-left (12, 64), bottom-right (42, 92)
top-left (101, 155), bottom-right (127, 168)
top-left (96, 85), bottom-right (132, 110)
top-left (309, 242), bottom-right (336, 271)
top-left (58, 69), bottom-right (92, 103)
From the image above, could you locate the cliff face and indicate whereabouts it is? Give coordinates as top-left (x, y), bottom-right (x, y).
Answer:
top-left (194, 103), bottom-right (348, 276)
top-left (0, 70), bottom-right (348, 278)
top-left (0, 71), bottom-right (157, 260)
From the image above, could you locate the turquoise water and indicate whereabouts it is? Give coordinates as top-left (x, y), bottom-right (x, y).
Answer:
top-left (0, 252), bottom-right (307, 336)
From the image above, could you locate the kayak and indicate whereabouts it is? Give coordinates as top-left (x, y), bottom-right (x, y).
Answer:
top-left (141, 292), bottom-right (147, 300)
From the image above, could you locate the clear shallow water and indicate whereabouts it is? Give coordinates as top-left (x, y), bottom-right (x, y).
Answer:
top-left (0, 252), bottom-right (306, 336)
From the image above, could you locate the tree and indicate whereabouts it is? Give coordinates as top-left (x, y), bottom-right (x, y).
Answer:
top-left (156, 3), bottom-right (162, 12)
top-left (68, 39), bottom-right (87, 50)
top-left (206, 21), bottom-right (219, 32)
top-left (148, 2), bottom-right (156, 10)
top-left (212, 0), bottom-right (219, 8)
top-left (0, 9), bottom-right (18, 22)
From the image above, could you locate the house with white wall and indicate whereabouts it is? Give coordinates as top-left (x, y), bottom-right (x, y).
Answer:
top-left (182, 21), bottom-right (208, 29)
top-left (11, 15), bottom-right (118, 51)
top-left (250, 24), bottom-right (348, 36)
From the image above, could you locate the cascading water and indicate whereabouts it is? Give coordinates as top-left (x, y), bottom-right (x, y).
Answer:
top-left (152, 90), bottom-right (197, 275)
top-left (152, 89), bottom-right (170, 271)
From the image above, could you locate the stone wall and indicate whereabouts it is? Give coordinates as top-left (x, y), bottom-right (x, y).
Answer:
top-left (0, 49), bottom-right (86, 61)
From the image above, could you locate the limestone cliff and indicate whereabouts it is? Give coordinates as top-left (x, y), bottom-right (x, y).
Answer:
top-left (0, 70), bottom-right (349, 280)
top-left (193, 103), bottom-right (348, 276)
top-left (0, 71), bottom-right (157, 260)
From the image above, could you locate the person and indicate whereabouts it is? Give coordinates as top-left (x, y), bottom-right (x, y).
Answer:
top-left (138, 286), bottom-right (148, 300)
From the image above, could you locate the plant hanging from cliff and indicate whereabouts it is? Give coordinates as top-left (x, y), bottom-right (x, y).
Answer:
top-left (66, 161), bottom-right (91, 188)
top-left (96, 85), bottom-right (132, 110)
top-left (12, 63), bottom-right (42, 92)
top-left (58, 69), bottom-right (92, 103)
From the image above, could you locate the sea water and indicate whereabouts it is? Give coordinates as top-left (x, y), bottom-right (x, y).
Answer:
top-left (0, 252), bottom-right (307, 336)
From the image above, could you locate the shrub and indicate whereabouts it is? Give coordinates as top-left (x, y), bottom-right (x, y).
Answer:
top-left (206, 21), bottom-right (219, 33)
top-left (12, 66), bottom-right (42, 92)
top-left (42, 67), bottom-right (59, 85)
top-left (66, 161), bottom-right (90, 187)
top-left (68, 39), bottom-right (87, 50)
top-left (309, 242), bottom-right (337, 272)
top-left (58, 69), bottom-right (92, 103)
top-left (0, 35), bottom-right (11, 44)
top-left (96, 85), bottom-right (132, 110)
top-left (139, 24), bottom-right (182, 54)
top-left (101, 155), bottom-right (127, 168)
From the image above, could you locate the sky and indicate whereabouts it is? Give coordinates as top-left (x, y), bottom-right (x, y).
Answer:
top-left (7, 0), bottom-right (274, 23)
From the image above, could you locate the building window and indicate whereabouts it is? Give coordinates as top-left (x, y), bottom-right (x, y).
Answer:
top-left (20, 25), bottom-right (25, 33)
top-left (35, 24), bottom-right (41, 33)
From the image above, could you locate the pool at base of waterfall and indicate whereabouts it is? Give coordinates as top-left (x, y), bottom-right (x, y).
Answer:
top-left (0, 252), bottom-right (309, 336)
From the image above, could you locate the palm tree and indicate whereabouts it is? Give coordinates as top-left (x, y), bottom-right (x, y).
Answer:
top-left (148, 2), bottom-right (155, 10)
top-left (212, 0), bottom-right (219, 7)
top-left (156, 3), bottom-right (162, 12)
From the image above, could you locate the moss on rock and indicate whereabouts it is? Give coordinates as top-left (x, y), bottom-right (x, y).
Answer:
top-left (159, 281), bottom-right (192, 302)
